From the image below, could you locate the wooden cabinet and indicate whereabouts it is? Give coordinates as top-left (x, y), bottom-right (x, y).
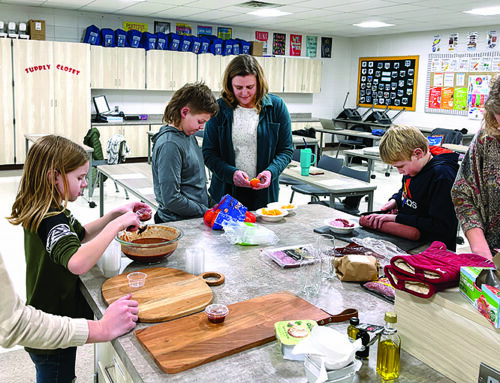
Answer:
top-left (146, 50), bottom-right (197, 90)
top-left (284, 57), bottom-right (322, 93)
top-left (13, 40), bottom-right (90, 163)
top-left (255, 56), bottom-right (284, 93)
top-left (197, 54), bottom-right (222, 91)
top-left (97, 124), bottom-right (149, 158)
top-left (91, 46), bottom-right (145, 89)
top-left (0, 39), bottom-right (14, 165)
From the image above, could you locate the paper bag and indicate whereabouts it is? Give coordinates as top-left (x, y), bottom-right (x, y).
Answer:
top-left (334, 254), bottom-right (379, 282)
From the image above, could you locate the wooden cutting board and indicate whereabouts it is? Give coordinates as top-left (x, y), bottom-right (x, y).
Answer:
top-left (102, 267), bottom-right (213, 323)
top-left (135, 291), bottom-right (334, 373)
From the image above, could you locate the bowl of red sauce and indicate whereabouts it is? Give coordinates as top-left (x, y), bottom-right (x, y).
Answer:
top-left (116, 224), bottom-right (183, 264)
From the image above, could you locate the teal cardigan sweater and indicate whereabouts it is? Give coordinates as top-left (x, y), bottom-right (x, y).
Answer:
top-left (202, 94), bottom-right (293, 211)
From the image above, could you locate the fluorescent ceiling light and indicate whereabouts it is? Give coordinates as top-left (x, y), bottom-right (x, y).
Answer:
top-left (248, 9), bottom-right (291, 17)
top-left (353, 21), bottom-right (394, 28)
top-left (464, 6), bottom-right (500, 15)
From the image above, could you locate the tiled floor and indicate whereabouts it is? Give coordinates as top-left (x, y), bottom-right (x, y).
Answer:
top-left (0, 147), bottom-right (469, 361)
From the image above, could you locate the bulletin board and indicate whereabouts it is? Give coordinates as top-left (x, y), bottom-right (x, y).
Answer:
top-left (425, 52), bottom-right (500, 116)
top-left (357, 56), bottom-right (419, 111)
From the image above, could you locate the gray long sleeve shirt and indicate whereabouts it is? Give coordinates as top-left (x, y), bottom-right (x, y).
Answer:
top-left (152, 125), bottom-right (208, 222)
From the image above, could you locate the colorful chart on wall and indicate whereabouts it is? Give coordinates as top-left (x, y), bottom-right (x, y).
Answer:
top-left (425, 52), bottom-right (500, 116)
top-left (357, 56), bottom-right (419, 111)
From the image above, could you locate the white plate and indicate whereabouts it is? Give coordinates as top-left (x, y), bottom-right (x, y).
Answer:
top-left (267, 202), bottom-right (298, 214)
top-left (324, 218), bottom-right (358, 234)
top-left (256, 208), bottom-right (288, 222)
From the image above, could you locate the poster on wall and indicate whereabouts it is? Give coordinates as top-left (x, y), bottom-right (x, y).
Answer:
top-left (428, 87), bottom-right (442, 108)
top-left (453, 88), bottom-right (467, 110)
top-left (321, 37), bottom-right (332, 58)
top-left (154, 21), bottom-right (170, 34)
top-left (433, 73), bottom-right (444, 87)
top-left (448, 33), bottom-right (458, 51)
top-left (432, 35), bottom-right (441, 52)
top-left (197, 25), bottom-right (212, 36)
top-left (306, 36), bottom-right (317, 57)
top-left (218, 27), bottom-right (232, 40)
top-left (444, 73), bottom-right (455, 87)
top-left (256, 31), bottom-right (269, 55)
top-left (467, 75), bottom-right (491, 113)
top-left (441, 87), bottom-right (454, 109)
top-left (357, 55), bottom-right (419, 111)
top-left (488, 31), bottom-right (498, 49)
top-left (290, 34), bottom-right (302, 56)
top-left (467, 32), bottom-right (478, 51)
top-left (176, 23), bottom-right (192, 35)
top-left (493, 57), bottom-right (500, 71)
top-left (123, 22), bottom-right (147, 32)
top-left (273, 33), bottom-right (286, 55)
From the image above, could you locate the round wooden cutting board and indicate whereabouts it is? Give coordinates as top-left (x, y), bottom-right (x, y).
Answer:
top-left (102, 267), bottom-right (214, 323)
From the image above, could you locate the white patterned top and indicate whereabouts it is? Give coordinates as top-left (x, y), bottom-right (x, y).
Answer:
top-left (232, 106), bottom-right (259, 178)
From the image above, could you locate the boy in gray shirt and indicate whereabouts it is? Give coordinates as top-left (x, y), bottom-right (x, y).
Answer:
top-left (152, 83), bottom-right (218, 222)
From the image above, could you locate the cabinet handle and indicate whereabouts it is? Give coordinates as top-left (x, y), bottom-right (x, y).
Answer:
top-left (97, 361), bottom-right (115, 383)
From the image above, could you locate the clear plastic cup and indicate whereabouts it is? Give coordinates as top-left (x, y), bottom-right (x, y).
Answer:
top-left (127, 272), bottom-right (147, 288)
top-left (205, 304), bottom-right (229, 324)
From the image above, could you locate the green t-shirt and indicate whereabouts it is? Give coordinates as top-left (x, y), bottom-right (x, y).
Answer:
top-left (24, 208), bottom-right (92, 354)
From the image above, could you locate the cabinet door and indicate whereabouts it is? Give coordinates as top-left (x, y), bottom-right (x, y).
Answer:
top-left (284, 57), bottom-right (304, 93)
top-left (146, 50), bottom-right (171, 90)
top-left (170, 51), bottom-right (197, 90)
top-left (197, 54), bottom-right (221, 91)
top-left (116, 48), bottom-right (145, 89)
top-left (13, 40), bottom-right (54, 163)
top-left (0, 39), bottom-right (14, 164)
top-left (53, 42), bottom-right (90, 145)
top-left (256, 56), bottom-right (284, 93)
top-left (123, 125), bottom-right (149, 157)
top-left (303, 59), bottom-right (322, 93)
top-left (90, 46), bottom-right (117, 89)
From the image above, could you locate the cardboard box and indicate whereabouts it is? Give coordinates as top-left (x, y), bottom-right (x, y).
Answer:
top-left (28, 20), bottom-right (45, 40)
top-left (250, 41), bottom-right (263, 56)
top-left (459, 266), bottom-right (500, 328)
top-left (395, 289), bottom-right (500, 383)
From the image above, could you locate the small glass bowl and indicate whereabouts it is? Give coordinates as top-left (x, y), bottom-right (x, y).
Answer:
top-left (205, 304), bottom-right (229, 324)
top-left (127, 272), bottom-right (147, 288)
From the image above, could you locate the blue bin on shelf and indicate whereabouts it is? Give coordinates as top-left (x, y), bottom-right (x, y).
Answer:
top-left (141, 32), bottom-right (157, 51)
top-left (83, 25), bottom-right (100, 45)
top-left (127, 29), bottom-right (142, 48)
top-left (223, 39), bottom-right (234, 56)
top-left (180, 35), bottom-right (192, 52)
top-left (156, 32), bottom-right (167, 50)
top-left (237, 39), bottom-right (251, 55)
top-left (207, 35), bottom-right (223, 55)
top-left (100, 28), bottom-right (115, 47)
top-left (115, 29), bottom-right (127, 47)
top-left (167, 33), bottom-right (181, 51)
top-left (191, 36), bottom-right (201, 53)
top-left (199, 36), bottom-right (210, 54)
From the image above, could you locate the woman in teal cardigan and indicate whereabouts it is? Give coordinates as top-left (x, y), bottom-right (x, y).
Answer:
top-left (202, 55), bottom-right (293, 211)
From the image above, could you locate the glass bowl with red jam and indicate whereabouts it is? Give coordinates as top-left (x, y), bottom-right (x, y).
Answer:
top-left (116, 224), bottom-right (183, 264)
top-left (205, 304), bottom-right (229, 324)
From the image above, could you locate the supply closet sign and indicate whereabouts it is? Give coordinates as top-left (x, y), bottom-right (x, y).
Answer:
top-left (357, 56), bottom-right (419, 111)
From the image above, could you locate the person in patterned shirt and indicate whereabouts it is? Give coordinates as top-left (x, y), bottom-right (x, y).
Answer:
top-left (8, 135), bottom-right (149, 382)
top-left (452, 77), bottom-right (500, 260)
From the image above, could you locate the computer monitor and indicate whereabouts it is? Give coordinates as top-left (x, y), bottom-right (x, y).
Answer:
top-left (93, 95), bottom-right (111, 115)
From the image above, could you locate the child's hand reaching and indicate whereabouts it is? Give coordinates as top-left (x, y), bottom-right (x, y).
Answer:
top-left (118, 211), bottom-right (141, 232)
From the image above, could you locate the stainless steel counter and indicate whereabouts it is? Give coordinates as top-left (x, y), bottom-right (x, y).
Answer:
top-left (79, 204), bottom-right (452, 383)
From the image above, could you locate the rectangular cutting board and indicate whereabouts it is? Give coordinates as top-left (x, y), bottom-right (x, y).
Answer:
top-left (135, 291), bottom-right (333, 373)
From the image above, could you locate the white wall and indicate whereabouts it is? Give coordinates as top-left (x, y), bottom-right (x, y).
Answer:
top-left (1, 3), bottom-right (497, 133)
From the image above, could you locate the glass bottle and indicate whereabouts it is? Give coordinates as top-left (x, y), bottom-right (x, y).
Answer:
top-left (376, 311), bottom-right (401, 380)
top-left (347, 317), bottom-right (359, 342)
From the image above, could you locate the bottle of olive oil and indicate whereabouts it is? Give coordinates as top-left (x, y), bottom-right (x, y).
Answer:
top-left (376, 311), bottom-right (401, 380)
top-left (347, 317), bottom-right (359, 342)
